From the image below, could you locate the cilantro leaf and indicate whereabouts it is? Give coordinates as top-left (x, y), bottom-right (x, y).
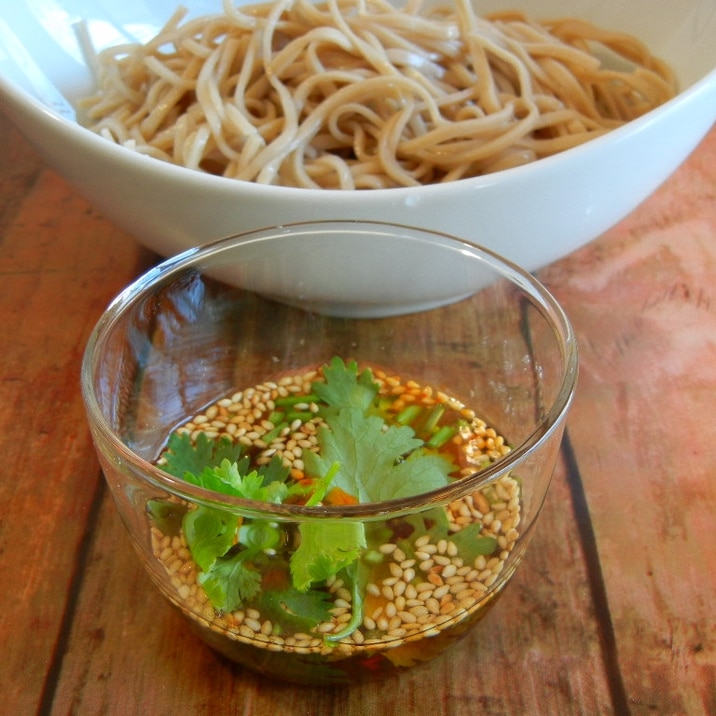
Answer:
top-left (291, 520), bottom-right (367, 592)
top-left (258, 584), bottom-right (334, 633)
top-left (205, 459), bottom-right (290, 503)
top-left (162, 433), bottom-right (291, 501)
top-left (183, 506), bottom-right (238, 572)
top-left (325, 559), bottom-right (370, 642)
top-left (198, 549), bottom-right (262, 612)
top-left (170, 454), bottom-right (291, 506)
top-left (312, 357), bottom-right (379, 413)
top-left (303, 407), bottom-right (452, 502)
top-left (238, 520), bottom-right (281, 552)
top-left (156, 432), bottom-right (296, 612)
top-left (395, 512), bottom-right (497, 565)
top-left (259, 453), bottom-right (295, 486)
top-left (448, 522), bottom-right (498, 560)
top-left (162, 432), bottom-right (245, 480)
top-left (399, 506), bottom-right (452, 544)
top-left (146, 499), bottom-right (187, 536)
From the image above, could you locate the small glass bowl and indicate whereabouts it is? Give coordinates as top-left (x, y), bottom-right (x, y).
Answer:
top-left (81, 220), bottom-right (577, 685)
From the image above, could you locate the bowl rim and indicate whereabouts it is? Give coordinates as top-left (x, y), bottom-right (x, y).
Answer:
top-left (81, 219), bottom-right (579, 519)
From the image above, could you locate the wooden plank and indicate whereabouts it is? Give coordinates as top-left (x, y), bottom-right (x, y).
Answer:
top-left (0, 115), bottom-right (44, 230)
top-left (539, 126), bottom-right (716, 715)
top-left (0, 123), bottom-right (156, 711)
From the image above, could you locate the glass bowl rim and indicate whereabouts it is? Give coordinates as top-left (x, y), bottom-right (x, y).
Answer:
top-left (81, 219), bottom-right (578, 520)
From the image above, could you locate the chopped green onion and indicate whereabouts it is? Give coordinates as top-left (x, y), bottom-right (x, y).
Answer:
top-left (427, 425), bottom-right (457, 449)
top-left (275, 393), bottom-right (320, 407)
top-left (396, 405), bottom-right (423, 426)
top-left (267, 410), bottom-right (285, 425)
top-left (262, 421), bottom-right (288, 444)
top-left (305, 462), bottom-right (340, 507)
top-left (286, 411), bottom-right (314, 423)
top-left (421, 404), bottom-right (446, 436)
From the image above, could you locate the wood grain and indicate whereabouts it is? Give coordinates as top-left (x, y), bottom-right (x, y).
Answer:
top-left (0, 117), bottom-right (156, 714)
top-left (540, 126), bottom-right (716, 715)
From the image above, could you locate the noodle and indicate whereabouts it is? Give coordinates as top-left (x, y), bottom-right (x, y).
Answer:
top-left (77, 0), bottom-right (677, 189)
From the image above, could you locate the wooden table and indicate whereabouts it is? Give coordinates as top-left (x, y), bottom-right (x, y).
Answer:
top-left (2, 111), bottom-right (714, 715)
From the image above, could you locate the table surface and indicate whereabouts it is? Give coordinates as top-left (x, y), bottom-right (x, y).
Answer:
top-left (1, 112), bottom-right (714, 715)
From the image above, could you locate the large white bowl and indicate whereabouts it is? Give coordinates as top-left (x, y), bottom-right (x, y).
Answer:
top-left (0, 0), bottom-right (714, 271)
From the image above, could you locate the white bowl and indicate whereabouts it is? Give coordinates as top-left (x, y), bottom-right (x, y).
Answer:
top-left (0, 0), bottom-right (714, 271)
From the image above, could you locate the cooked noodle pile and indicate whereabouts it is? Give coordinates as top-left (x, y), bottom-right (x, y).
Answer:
top-left (78, 0), bottom-right (676, 188)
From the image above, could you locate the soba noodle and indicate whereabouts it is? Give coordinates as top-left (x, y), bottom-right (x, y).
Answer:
top-left (77, 0), bottom-right (677, 189)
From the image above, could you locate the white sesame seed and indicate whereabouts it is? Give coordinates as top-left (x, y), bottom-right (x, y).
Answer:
top-left (363, 616), bottom-right (376, 630)
top-left (244, 618), bottom-right (261, 633)
top-left (433, 585), bottom-right (451, 599)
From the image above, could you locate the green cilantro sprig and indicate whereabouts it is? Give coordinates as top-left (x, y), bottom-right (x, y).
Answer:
top-left (149, 358), bottom-right (468, 640)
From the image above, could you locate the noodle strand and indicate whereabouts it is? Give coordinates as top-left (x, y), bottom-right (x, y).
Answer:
top-left (78, 0), bottom-right (677, 188)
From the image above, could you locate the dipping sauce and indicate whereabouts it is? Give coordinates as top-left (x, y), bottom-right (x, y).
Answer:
top-left (148, 358), bottom-right (520, 684)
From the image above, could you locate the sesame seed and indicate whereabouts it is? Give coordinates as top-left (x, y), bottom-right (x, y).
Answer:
top-left (433, 584), bottom-right (451, 599)
top-left (388, 562), bottom-right (403, 579)
top-left (336, 587), bottom-right (351, 601)
top-left (241, 618), bottom-right (261, 634)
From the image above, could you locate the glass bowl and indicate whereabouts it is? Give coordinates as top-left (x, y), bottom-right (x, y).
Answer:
top-left (81, 220), bottom-right (578, 685)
